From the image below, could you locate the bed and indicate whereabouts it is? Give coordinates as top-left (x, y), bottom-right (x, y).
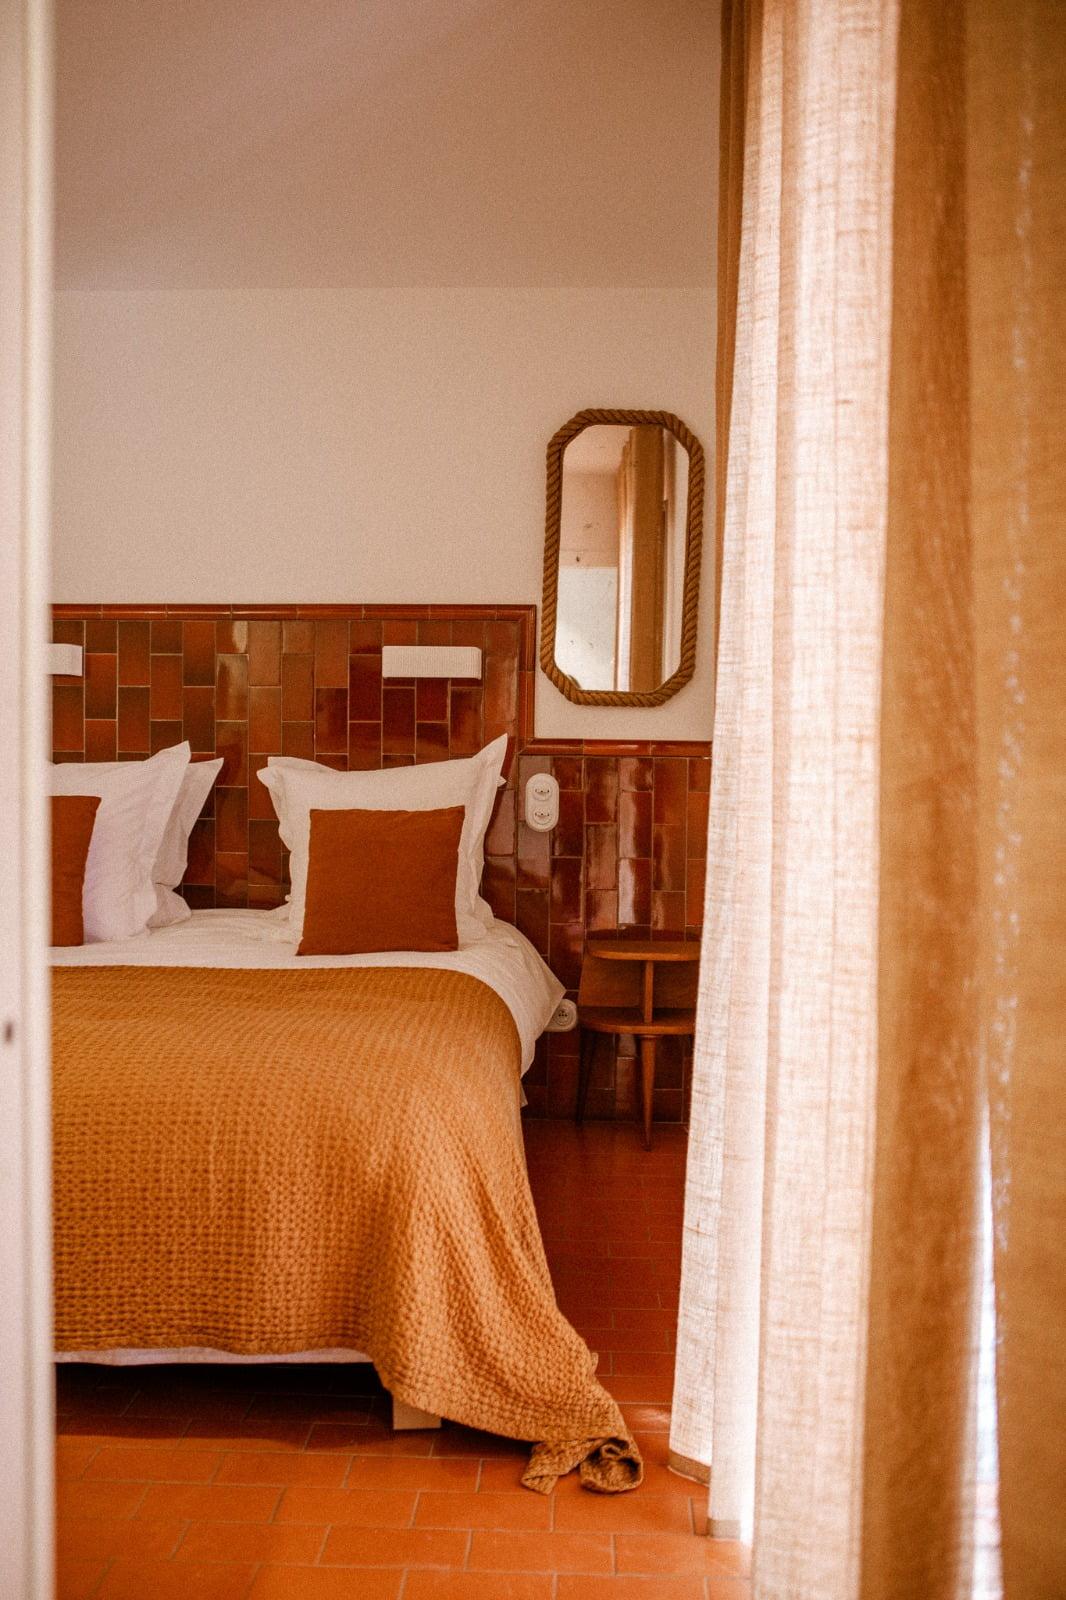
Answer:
top-left (51, 910), bottom-right (641, 1492)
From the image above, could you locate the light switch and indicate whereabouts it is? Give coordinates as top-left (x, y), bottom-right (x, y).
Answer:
top-left (524, 771), bottom-right (559, 832)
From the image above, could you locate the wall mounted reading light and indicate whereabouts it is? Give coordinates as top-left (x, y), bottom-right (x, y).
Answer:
top-left (381, 645), bottom-right (482, 680)
top-left (48, 643), bottom-right (83, 676)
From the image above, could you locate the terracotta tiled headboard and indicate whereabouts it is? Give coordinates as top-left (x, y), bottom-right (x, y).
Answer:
top-left (52, 603), bottom-right (710, 1121)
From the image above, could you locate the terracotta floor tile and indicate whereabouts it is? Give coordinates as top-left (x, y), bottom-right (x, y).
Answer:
top-left (467, 1528), bottom-right (614, 1572)
top-left (55, 1387), bottom-right (137, 1418)
top-left (276, 1485), bottom-right (417, 1526)
top-left (175, 1519), bottom-right (326, 1564)
top-left (474, 1457), bottom-right (545, 1494)
top-left (85, 1444), bottom-right (221, 1482)
top-left (307, 1421), bottom-right (434, 1455)
top-left (123, 1391), bottom-right (252, 1423)
top-left (554, 1490), bottom-right (694, 1535)
top-left (56, 1515), bottom-right (187, 1562)
top-left (54, 1554), bottom-right (108, 1600)
top-left (605, 1247), bottom-right (684, 1266)
top-left (55, 1438), bottom-right (101, 1480)
top-left (554, 1305), bottom-right (615, 1331)
top-left (319, 1526), bottom-right (468, 1567)
top-left (343, 1455), bottom-right (479, 1491)
top-left (57, 1480), bottom-right (148, 1522)
top-left (599, 1335), bottom-right (675, 1358)
top-left (176, 1419), bottom-right (313, 1451)
top-left (215, 1449), bottom-right (348, 1486)
top-left (616, 1534), bottom-right (751, 1576)
top-left (604, 1373), bottom-right (675, 1403)
top-left (249, 1567), bottom-right (401, 1599)
top-left (97, 1559), bottom-right (257, 1600)
top-left (560, 1286), bottom-right (665, 1311)
top-left (555, 1579), bottom-right (709, 1600)
top-left (414, 1490), bottom-right (551, 1531)
top-left (610, 1352), bottom-right (677, 1377)
top-left (243, 1392), bottom-right (373, 1423)
top-left (612, 1308), bottom-right (681, 1335)
top-left (136, 1482), bottom-right (282, 1523)
top-left (402, 1574), bottom-right (554, 1600)
top-left (429, 1424), bottom-right (527, 1459)
top-left (59, 1414), bottom-right (193, 1442)
top-left (619, 1403), bottom-right (673, 1434)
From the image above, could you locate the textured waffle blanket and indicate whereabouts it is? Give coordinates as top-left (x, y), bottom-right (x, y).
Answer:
top-left (52, 964), bottom-right (641, 1494)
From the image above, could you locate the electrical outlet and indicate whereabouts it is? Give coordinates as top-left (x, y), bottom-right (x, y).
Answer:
top-left (545, 998), bottom-right (578, 1032)
top-left (524, 772), bottom-right (559, 832)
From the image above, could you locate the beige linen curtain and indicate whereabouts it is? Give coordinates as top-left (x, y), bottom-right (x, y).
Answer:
top-left (672, 0), bottom-right (1065, 1596)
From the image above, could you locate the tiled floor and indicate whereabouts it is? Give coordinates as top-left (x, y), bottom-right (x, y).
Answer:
top-left (55, 1120), bottom-right (750, 1599)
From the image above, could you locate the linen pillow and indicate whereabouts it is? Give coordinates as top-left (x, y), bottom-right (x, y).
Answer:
top-left (258, 734), bottom-right (507, 946)
top-left (49, 743), bottom-right (189, 941)
top-left (150, 755), bottom-right (224, 927)
top-left (298, 806), bottom-right (465, 955)
top-left (51, 795), bottom-right (101, 946)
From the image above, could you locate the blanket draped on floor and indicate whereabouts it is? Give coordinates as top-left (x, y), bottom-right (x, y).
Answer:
top-left (52, 964), bottom-right (641, 1493)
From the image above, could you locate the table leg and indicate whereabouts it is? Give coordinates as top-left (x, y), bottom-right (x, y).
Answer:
top-left (639, 1036), bottom-right (656, 1149)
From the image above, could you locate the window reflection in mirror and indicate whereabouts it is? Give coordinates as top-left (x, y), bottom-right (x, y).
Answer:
top-left (554, 424), bottom-right (690, 694)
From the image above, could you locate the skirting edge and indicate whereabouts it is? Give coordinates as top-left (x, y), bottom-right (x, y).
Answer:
top-left (709, 1516), bottom-right (743, 1539)
top-left (666, 1447), bottom-right (710, 1485)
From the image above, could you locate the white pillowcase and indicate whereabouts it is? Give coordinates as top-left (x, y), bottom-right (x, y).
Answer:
top-left (150, 756), bottom-right (224, 928)
top-left (49, 744), bottom-right (190, 943)
top-left (258, 734), bottom-right (508, 947)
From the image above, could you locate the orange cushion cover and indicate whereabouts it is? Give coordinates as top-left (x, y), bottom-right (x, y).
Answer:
top-left (52, 794), bottom-right (101, 946)
top-left (298, 805), bottom-right (465, 956)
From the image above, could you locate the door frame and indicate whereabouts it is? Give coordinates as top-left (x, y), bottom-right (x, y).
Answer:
top-left (0, 0), bottom-right (55, 1594)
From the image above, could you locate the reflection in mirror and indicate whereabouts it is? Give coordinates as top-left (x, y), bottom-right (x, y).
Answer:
top-left (554, 424), bottom-right (691, 694)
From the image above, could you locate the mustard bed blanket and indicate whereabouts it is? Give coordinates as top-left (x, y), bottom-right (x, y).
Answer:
top-left (52, 964), bottom-right (641, 1493)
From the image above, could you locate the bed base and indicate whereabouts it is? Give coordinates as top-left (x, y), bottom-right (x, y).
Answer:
top-left (55, 1348), bottom-right (442, 1432)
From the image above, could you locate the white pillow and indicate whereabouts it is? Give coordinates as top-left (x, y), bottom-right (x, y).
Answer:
top-left (258, 735), bottom-right (507, 947)
top-left (150, 756), bottom-right (224, 928)
top-left (49, 743), bottom-right (189, 942)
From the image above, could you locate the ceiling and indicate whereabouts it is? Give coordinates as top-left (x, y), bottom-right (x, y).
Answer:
top-left (55, 0), bottom-right (717, 290)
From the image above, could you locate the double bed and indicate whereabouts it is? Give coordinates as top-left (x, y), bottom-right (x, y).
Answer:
top-left (51, 910), bottom-right (641, 1492)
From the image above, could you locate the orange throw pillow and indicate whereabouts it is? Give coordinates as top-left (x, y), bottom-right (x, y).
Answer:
top-left (52, 794), bottom-right (102, 946)
top-left (298, 805), bottom-right (465, 956)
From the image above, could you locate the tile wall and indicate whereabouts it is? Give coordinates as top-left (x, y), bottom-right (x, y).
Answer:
top-left (52, 605), bottom-right (710, 1122)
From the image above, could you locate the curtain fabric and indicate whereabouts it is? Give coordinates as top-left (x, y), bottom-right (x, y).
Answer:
top-left (966, 4), bottom-right (1066, 1591)
top-left (672, 0), bottom-right (1065, 1595)
top-left (670, 0), bottom-right (898, 1587)
top-left (712, 0), bottom-right (751, 630)
top-left (861, 1), bottom-right (981, 1595)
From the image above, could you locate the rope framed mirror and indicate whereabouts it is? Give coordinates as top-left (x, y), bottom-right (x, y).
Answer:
top-left (540, 408), bottom-right (705, 707)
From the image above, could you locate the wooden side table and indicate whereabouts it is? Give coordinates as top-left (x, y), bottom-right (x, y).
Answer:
top-left (575, 939), bottom-right (699, 1148)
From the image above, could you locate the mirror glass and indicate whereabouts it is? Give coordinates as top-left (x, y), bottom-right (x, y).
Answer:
top-left (552, 423), bottom-right (691, 694)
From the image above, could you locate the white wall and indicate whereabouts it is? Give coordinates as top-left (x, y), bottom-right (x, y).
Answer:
top-left (54, 286), bottom-right (716, 738)
top-left (52, 0), bottom-right (719, 739)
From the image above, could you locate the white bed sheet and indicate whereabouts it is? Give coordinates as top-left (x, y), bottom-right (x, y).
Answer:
top-left (53, 906), bottom-right (564, 1074)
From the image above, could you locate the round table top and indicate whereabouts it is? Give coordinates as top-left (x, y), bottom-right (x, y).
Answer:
top-left (586, 938), bottom-right (700, 963)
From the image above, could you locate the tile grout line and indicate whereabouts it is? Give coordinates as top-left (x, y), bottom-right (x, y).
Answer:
top-left (84, 1553), bottom-right (113, 1600)
top-left (312, 1520), bottom-right (332, 1565)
